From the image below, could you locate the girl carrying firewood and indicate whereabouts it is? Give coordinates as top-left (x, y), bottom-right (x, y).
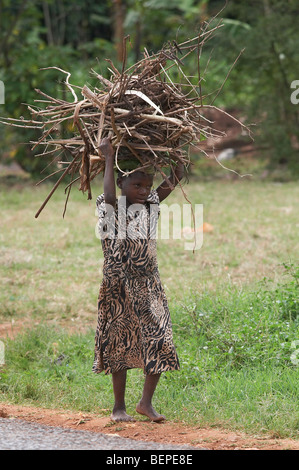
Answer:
top-left (92, 137), bottom-right (184, 422)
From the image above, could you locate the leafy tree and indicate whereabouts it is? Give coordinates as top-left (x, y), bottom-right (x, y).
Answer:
top-left (205, 0), bottom-right (299, 172)
top-left (1, 0), bottom-right (298, 176)
top-left (0, 0), bottom-right (114, 174)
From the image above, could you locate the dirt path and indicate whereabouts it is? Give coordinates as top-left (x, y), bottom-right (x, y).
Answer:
top-left (0, 403), bottom-right (298, 450)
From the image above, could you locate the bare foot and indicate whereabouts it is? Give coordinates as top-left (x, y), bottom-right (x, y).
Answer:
top-left (136, 401), bottom-right (166, 422)
top-left (110, 409), bottom-right (135, 422)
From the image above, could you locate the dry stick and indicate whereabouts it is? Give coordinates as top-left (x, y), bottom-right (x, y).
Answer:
top-left (121, 35), bottom-right (130, 76)
top-left (31, 121), bottom-right (61, 150)
top-left (105, 58), bottom-right (121, 77)
top-left (113, 107), bottom-right (184, 126)
top-left (141, 138), bottom-right (175, 190)
top-left (171, 169), bottom-right (197, 253)
top-left (79, 147), bottom-right (92, 199)
top-left (147, 43), bottom-right (200, 82)
top-left (34, 88), bottom-right (66, 105)
top-left (113, 137), bottom-right (124, 175)
top-left (163, 125), bottom-right (191, 146)
top-left (73, 110), bottom-right (93, 198)
top-left (127, 143), bottom-right (173, 151)
top-left (175, 65), bottom-right (200, 101)
top-left (197, 32), bottom-right (203, 109)
top-left (151, 23), bottom-right (222, 82)
top-left (174, 135), bottom-right (194, 152)
top-left (35, 156), bottom-right (79, 218)
top-left (30, 103), bottom-right (75, 117)
top-left (0, 116), bottom-right (43, 125)
top-left (35, 167), bottom-right (65, 185)
top-left (214, 154), bottom-right (252, 179)
top-left (37, 149), bottom-right (65, 177)
top-left (97, 109), bottom-right (107, 146)
top-left (63, 182), bottom-right (72, 218)
top-left (123, 33), bottom-right (204, 77)
top-left (81, 85), bottom-right (106, 109)
top-left (202, 105), bottom-right (252, 138)
top-left (63, 175), bottom-right (81, 192)
top-left (178, 15), bottom-right (225, 52)
top-left (113, 137), bottom-right (151, 178)
top-left (96, 94), bottom-right (111, 148)
top-left (0, 119), bottom-right (43, 129)
top-left (63, 162), bottom-right (77, 218)
top-left (73, 99), bottom-right (87, 123)
top-left (34, 138), bottom-right (85, 146)
top-left (90, 69), bottom-right (113, 88)
top-left (210, 48), bottom-right (245, 106)
top-left (122, 139), bottom-right (145, 166)
top-left (35, 110), bottom-right (99, 124)
top-left (33, 101), bottom-right (78, 117)
top-left (35, 147), bottom-right (61, 157)
top-left (40, 67), bottom-right (79, 103)
top-left (109, 107), bottom-right (122, 145)
top-left (79, 117), bottom-right (97, 151)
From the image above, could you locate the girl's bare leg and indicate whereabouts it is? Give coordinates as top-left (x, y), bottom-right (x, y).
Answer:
top-left (111, 369), bottom-right (135, 422)
top-left (136, 373), bottom-right (165, 422)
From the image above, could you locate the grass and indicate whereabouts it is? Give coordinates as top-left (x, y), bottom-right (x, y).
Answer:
top-left (0, 175), bottom-right (298, 438)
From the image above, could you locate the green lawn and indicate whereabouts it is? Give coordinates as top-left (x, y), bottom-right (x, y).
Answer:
top-left (1, 177), bottom-right (298, 321)
top-left (0, 176), bottom-right (298, 437)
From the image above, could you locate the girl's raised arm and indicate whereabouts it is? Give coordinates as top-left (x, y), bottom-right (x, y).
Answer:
top-left (156, 162), bottom-right (184, 202)
top-left (99, 138), bottom-right (116, 207)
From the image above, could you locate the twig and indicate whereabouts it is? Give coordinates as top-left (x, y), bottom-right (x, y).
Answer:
top-left (40, 67), bottom-right (78, 103)
top-left (35, 156), bottom-right (79, 218)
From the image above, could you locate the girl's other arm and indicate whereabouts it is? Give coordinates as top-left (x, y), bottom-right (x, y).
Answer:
top-left (156, 162), bottom-right (184, 202)
top-left (99, 138), bottom-right (116, 207)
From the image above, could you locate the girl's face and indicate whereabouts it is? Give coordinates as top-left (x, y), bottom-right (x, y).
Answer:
top-left (117, 171), bottom-right (153, 205)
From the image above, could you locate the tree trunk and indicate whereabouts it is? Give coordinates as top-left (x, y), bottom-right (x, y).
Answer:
top-left (134, 16), bottom-right (142, 63)
top-left (112, 0), bottom-right (125, 63)
top-left (42, 1), bottom-right (54, 46)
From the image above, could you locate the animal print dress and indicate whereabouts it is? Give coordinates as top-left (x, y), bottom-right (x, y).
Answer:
top-left (93, 189), bottom-right (180, 375)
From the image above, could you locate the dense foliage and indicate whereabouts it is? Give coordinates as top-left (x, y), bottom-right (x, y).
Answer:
top-left (0, 0), bottom-right (298, 175)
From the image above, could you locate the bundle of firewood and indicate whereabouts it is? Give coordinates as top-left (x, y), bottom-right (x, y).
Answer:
top-left (1, 20), bottom-right (249, 217)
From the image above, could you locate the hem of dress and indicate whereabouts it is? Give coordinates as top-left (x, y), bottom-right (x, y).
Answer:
top-left (92, 363), bottom-right (180, 376)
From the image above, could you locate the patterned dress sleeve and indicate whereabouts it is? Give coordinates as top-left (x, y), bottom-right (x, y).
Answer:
top-left (146, 189), bottom-right (160, 240)
top-left (96, 193), bottom-right (105, 218)
top-left (147, 189), bottom-right (160, 205)
top-left (96, 193), bottom-right (116, 240)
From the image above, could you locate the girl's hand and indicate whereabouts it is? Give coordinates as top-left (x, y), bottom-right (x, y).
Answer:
top-left (99, 138), bottom-right (114, 160)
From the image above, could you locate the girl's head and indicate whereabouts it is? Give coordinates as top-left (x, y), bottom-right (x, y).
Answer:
top-left (117, 170), bottom-right (154, 205)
